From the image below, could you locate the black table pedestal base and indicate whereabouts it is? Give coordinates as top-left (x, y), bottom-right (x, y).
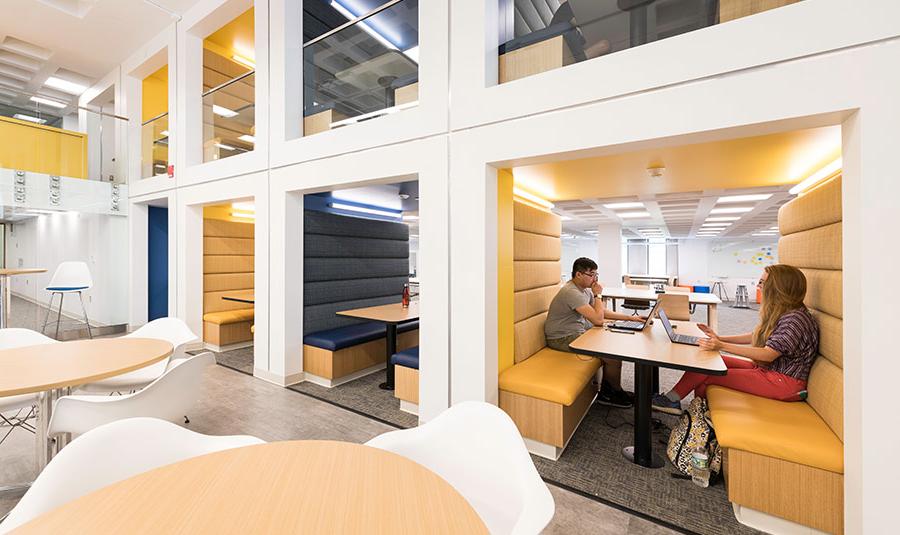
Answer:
top-left (379, 323), bottom-right (398, 390)
top-left (622, 446), bottom-right (665, 468)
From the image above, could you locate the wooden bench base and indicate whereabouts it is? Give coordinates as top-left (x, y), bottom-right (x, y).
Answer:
top-left (499, 381), bottom-right (596, 460)
top-left (395, 365), bottom-right (419, 415)
top-left (302, 330), bottom-right (418, 388)
top-left (203, 320), bottom-right (253, 352)
top-left (725, 448), bottom-right (843, 534)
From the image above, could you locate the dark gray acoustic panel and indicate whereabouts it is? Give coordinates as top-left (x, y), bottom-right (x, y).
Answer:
top-left (304, 235), bottom-right (409, 258)
top-left (305, 210), bottom-right (409, 240)
top-left (304, 277), bottom-right (408, 306)
top-left (304, 295), bottom-right (401, 334)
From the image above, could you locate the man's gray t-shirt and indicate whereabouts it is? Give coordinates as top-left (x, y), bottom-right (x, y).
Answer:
top-left (544, 280), bottom-right (594, 341)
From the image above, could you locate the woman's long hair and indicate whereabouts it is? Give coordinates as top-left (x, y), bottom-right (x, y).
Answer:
top-left (752, 264), bottom-right (808, 347)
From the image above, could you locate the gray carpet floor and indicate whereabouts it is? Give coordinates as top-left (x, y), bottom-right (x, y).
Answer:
top-left (210, 304), bottom-right (764, 534)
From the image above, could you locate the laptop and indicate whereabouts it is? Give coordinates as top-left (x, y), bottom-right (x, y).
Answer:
top-left (658, 308), bottom-right (701, 346)
top-left (610, 301), bottom-right (661, 332)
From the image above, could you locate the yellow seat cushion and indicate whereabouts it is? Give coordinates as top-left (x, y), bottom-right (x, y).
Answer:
top-left (203, 309), bottom-right (255, 325)
top-left (499, 348), bottom-right (601, 406)
top-left (707, 386), bottom-right (843, 474)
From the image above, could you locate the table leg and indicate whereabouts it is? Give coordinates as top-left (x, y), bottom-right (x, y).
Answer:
top-left (0, 275), bottom-right (8, 329)
top-left (35, 390), bottom-right (52, 470)
top-left (651, 365), bottom-right (659, 395)
top-left (379, 324), bottom-right (398, 391)
top-left (707, 303), bottom-right (718, 331)
top-left (623, 362), bottom-right (664, 468)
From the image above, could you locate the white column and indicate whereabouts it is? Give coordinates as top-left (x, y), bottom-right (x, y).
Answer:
top-left (594, 224), bottom-right (622, 288)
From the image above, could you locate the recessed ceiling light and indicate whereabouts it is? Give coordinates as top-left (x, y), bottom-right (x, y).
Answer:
top-left (13, 113), bottom-right (46, 124)
top-left (232, 202), bottom-right (254, 211)
top-left (701, 222), bottom-right (731, 227)
top-left (402, 215), bottom-right (418, 221)
top-left (752, 233), bottom-right (778, 237)
top-left (603, 202), bottom-right (644, 210)
top-left (214, 143), bottom-right (236, 151)
top-left (709, 206), bottom-right (754, 214)
top-left (559, 215), bottom-right (572, 221)
top-left (618, 211), bottom-right (651, 219)
top-left (769, 226), bottom-right (779, 230)
top-left (30, 95), bottom-right (67, 109)
top-left (44, 76), bottom-right (87, 95)
top-left (160, 130), bottom-right (170, 137)
top-left (238, 134), bottom-right (255, 143)
top-left (232, 54), bottom-right (255, 69)
top-left (212, 105), bottom-right (238, 118)
top-left (717, 194), bottom-right (772, 203)
top-left (705, 216), bottom-right (740, 222)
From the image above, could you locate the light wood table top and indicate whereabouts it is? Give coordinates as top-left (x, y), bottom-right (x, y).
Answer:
top-left (16, 440), bottom-right (488, 535)
top-left (570, 321), bottom-right (726, 375)
top-left (602, 286), bottom-right (722, 305)
top-left (0, 338), bottom-right (173, 397)
top-left (0, 268), bottom-right (46, 276)
top-left (338, 302), bottom-right (420, 324)
top-left (221, 289), bottom-right (255, 304)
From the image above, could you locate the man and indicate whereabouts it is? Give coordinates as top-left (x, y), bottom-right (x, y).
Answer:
top-left (545, 257), bottom-right (637, 407)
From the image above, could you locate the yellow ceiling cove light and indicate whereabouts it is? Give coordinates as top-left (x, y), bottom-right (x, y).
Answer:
top-left (232, 54), bottom-right (255, 69)
top-left (513, 187), bottom-right (554, 210)
top-left (789, 158), bottom-right (842, 195)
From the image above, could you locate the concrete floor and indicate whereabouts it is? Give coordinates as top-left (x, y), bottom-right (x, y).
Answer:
top-left (0, 364), bottom-right (678, 534)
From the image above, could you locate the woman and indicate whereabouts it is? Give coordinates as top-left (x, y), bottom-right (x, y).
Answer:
top-left (652, 264), bottom-right (819, 415)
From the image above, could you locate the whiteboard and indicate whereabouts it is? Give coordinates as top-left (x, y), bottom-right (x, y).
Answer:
top-left (709, 240), bottom-right (778, 279)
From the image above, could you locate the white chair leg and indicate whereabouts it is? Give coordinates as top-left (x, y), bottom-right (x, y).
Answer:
top-left (78, 291), bottom-right (92, 339)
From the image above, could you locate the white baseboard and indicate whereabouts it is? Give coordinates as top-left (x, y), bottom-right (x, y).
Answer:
top-left (732, 504), bottom-right (829, 535)
top-left (304, 362), bottom-right (386, 388)
top-left (205, 340), bottom-right (253, 353)
top-left (399, 400), bottom-right (419, 416)
top-left (523, 392), bottom-right (597, 461)
top-left (252, 368), bottom-right (304, 387)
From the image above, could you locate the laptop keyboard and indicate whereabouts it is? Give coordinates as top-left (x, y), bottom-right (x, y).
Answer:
top-left (676, 334), bottom-right (699, 344)
top-left (615, 321), bottom-right (644, 329)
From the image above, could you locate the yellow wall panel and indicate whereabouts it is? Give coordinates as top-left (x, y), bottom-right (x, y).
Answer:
top-left (0, 116), bottom-right (87, 178)
top-left (498, 169), bottom-right (515, 374)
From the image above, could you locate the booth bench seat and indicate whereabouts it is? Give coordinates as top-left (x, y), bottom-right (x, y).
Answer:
top-left (708, 386), bottom-right (844, 533)
top-left (499, 348), bottom-right (601, 460)
top-left (203, 309), bottom-right (254, 351)
top-left (303, 321), bottom-right (418, 387)
top-left (392, 346), bottom-right (419, 415)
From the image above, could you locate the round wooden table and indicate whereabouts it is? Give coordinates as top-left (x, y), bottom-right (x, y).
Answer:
top-left (15, 440), bottom-right (489, 534)
top-left (0, 338), bottom-right (173, 469)
top-left (0, 268), bottom-right (46, 329)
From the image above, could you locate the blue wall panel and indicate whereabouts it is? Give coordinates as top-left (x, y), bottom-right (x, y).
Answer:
top-left (148, 206), bottom-right (168, 321)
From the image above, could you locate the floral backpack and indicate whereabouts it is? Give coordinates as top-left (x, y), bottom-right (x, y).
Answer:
top-left (666, 397), bottom-right (723, 479)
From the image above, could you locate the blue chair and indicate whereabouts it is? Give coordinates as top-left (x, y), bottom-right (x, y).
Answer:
top-left (41, 261), bottom-right (93, 339)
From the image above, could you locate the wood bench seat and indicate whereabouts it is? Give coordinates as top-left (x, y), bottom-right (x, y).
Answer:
top-left (202, 308), bottom-right (254, 351)
top-left (392, 347), bottom-right (419, 415)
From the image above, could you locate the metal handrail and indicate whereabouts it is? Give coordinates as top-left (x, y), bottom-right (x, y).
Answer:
top-left (77, 106), bottom-right (129, 121)
top-left (201, 70), bottom-right (255, 98)
top-left (141, 111), bottom-right (169, 126)
top-left (304, 0), bottom-right (405, 48)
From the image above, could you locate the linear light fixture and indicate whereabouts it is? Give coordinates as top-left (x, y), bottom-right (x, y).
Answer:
top-left (709, 206), bottom-right (753, 214)
top-left (559, 215), bottom-right (572, 221)
top-left (790, 158), bottom-right (842, 195)
top-left (30, 95), bottom-right (67, 109)
top-left (769, 226), bottom-right (779, 230)
top-left (752, 233), bottom-right (777, 237)
top-left (717, 194), bottom-right (772, 204)
top-left (44, 76), bottom-right (87, 95)
top-left (513, 187), bottom-right (554, 210)
top-left (212, 105), bottom-right (238, 118)
top-left (238, 134), bottom-right (255, 143)
top-left (232, 54), bottom-right (255, 69)
top-left (232, 201), bottom-right (255, 211)
top-left (160, 130), bottom-right (170, 137)
top-left (331, 202), bottom-right (402, 219)
top-left (705, 216), bottom-right (740, 222)
top-left (13, 113), bottom-right (46, 124)
top-left (618, 211), bottom-right (651, 219)
top-left (329, 101), bottom-right (417, 128)
top-left (402, 215), bottom-right (419, 221)
top-left (701, 223), bottom-right (731, 227)
top-left (215, 143), bottom-right (236, 151)
top-left (231, 212), bottom-right (255, 219)
top-left (603, 202), bottom-right (644, 210)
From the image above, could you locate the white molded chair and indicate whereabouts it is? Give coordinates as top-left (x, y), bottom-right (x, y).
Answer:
top-left (79, 318), bottom-right (198, 393)
top-left (0, 329), bottom-right (58, 445)
top-left (48, 352), bottom-right (215, 437)
top-left (41, 261), bottom-right (94, 339)
top-left (0, 417), bottom-right (263, 533)
top-left (365, 401), bottom-right (555, 535)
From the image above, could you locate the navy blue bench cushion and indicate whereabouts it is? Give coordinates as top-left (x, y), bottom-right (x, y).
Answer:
top-left (398, 320), bottom-right (419, 333)
top-left (303, 323), bottom-right (387, 351)
top-left (391, 346), bottom-right (419, 369)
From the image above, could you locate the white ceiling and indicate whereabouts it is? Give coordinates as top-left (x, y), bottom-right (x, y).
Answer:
top-left (0, 0), bottom-right (201, 117)
top-left (555, 185), bottom-right (792, 241)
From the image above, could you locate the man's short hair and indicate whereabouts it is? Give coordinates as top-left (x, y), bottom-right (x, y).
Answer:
top-left (572, 257), bottom-right (598, 279)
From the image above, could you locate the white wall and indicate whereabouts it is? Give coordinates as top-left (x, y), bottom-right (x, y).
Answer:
top-left (6, 213), bottom-right (129, 326)
top-left (561, 236), bottom-right (597, 282)
top-left (595, 224), bottom-right (622, 288)
top-left (678, 238), bottom-right (778, 297)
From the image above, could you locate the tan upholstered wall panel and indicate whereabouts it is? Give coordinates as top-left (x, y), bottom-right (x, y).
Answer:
top-left (514, 312), bottom-right (548, 363)
top-left (514, 231), bottom-right (561, 261)
top-left (514, 285), bottom-right (559, 323)
top-left (204, 219), bottom-right (255, 238)
top-left (204, 290), bottom-right (254, 314)
top-left (513, 201), bottom-right (562, 237)
top-left (779, 176), bottom-right (841, 236)
top-left (514, 261), bottom-right (561, 291)
top-left (801, 269), bottom-right (842, 319)
top-left (203, 237), bottom-right (255, 256)
top-left (204, 273), bottom-right (254, 292)
top-left (810, 309), bottom-right (843, 368)
top-left (778, 223), bottom-right (842, 270)
top-left (204, 255), bottom-right (255, 274)
top-left (806, 357), bottom-right (844, 442)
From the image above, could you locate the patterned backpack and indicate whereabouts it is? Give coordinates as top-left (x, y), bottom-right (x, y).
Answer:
top-left (666, 397), bottom-right (723, 478)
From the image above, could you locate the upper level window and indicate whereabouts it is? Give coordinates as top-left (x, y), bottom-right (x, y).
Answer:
top-left (498, 0), bottom-right (803, 83)
top-left (302, 0), bottom-right (419, 137)
top-left (141, 64), bottom-right (169, 178)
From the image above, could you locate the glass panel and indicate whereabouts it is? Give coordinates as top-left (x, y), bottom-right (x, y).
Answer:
top-left (141, 113), bottom-right (169, 178)
top-left (202, 72), bottom-right (256, 162)
top-left (499, 0), bottom-right (804, 83)
top-left (303, 0), bottom-right (419, 136)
